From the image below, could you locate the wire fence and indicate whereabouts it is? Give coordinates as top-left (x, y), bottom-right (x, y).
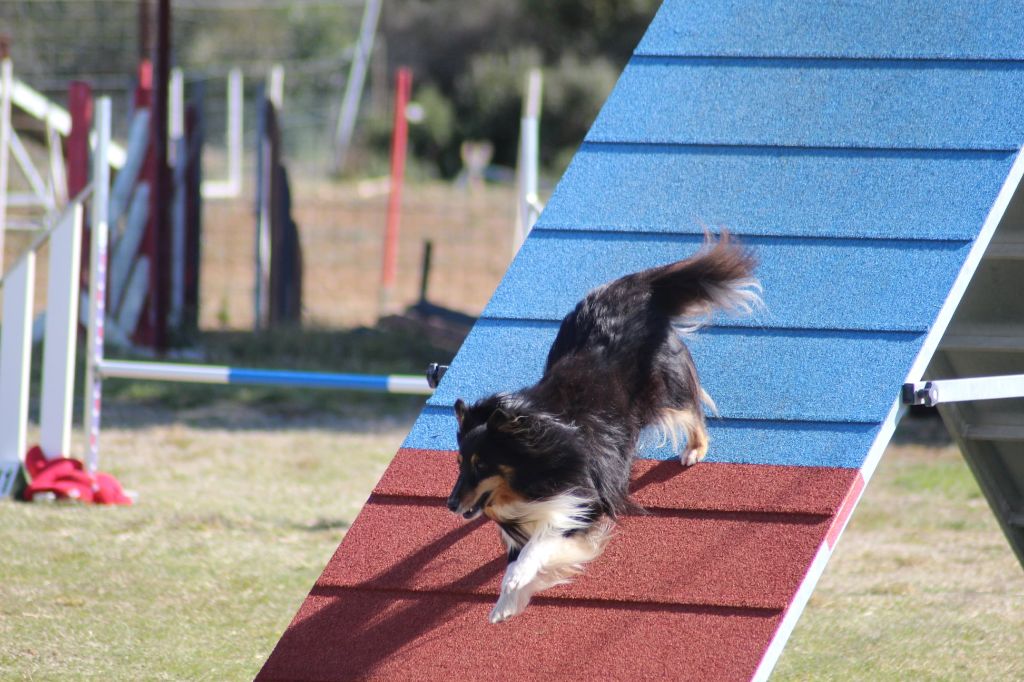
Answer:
top-left (202, 183), bottom-right (519, 330)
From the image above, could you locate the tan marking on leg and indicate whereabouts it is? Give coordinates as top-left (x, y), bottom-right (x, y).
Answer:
top-left (658, 405), bottom-right (709, 466)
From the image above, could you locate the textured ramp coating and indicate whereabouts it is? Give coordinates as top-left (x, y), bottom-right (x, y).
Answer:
top-left (260, 1), bottom-right (1024, 679)
top-left (376, 449), bottom-right (859, 515)
top-left (485, 231), bottom-right (969, 330)
top-left (638, 0), bottom-right (1024, 59)
top-left (257, 590), bottom-right (780, 682)
top-left (428, 321), bottom-right (922, 425)
top-left (589, 59), bottom-right (1024, 150)
top-left (321, 499), bottom-right (827, 609)
top-left (535, 145), bottom-right (1015, 240)
top-left (405, 407), bottom-right (882, 468)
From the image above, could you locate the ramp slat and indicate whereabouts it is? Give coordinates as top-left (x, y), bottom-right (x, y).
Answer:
top-left (538, 145), bottom-right (1014, 240)
top-left (257, 589), bottom-right (779, 682)
top-left (486, 232), bottom-right (970, 331)
top-left (321, 499), bottom-right (829, 609)
top-left (590, 59), bottom-right (1024, 150)
top-left (638, 0), bottom-right (1024, 60)
top-left (428, 320), bottom-right (921, 426)
top-left (377, 450), bottom-right (859, 515)
top-left (406, 407), bottom-right (882, 468)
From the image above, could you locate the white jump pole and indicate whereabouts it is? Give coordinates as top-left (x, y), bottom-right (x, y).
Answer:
top-left (0, 252), bottom-right (36, 495)
top-left (38, 202), bottom-right (83, 459)
top-left (84, 97), bottom-right (111, 473)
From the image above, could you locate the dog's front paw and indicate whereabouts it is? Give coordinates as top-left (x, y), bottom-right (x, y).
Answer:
top-left (502, 559), bottom-right (537, 592)
top-left (489, 591), bottom-right (527, 624)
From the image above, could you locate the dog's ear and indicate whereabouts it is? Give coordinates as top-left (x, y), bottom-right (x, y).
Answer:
top-left (486, 407), bottom-right (515, 433)
top-left (454, 399), bottom-right (468, 428)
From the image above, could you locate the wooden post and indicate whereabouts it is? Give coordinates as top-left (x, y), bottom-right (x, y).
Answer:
top-left (418, 240), bottom-right (433, 305)
top-left (380, 67), bottom-right (412, 314)
top-left (183, 95), bottom-right (203, 332)
top-left (149, 0), bottom-right (171, 351)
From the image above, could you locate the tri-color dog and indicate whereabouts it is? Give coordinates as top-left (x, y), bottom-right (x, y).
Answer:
top-left (447, 232), bottom-right (760, 623)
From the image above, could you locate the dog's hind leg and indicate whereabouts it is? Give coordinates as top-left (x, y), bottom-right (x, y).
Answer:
top-left (656, 405), bottom-right (709, 466)
top-left (675, 406), bottom-right (710, 467)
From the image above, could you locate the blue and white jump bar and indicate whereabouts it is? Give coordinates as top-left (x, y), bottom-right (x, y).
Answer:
top-left (97, 359), bottom-right (434, 395)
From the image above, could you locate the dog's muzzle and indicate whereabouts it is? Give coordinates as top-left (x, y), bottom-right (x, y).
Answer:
top-left (447, 486), bottom-right (492, 520)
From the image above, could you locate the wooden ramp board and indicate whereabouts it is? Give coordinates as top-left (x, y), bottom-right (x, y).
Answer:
top-left (259, 1), bottom-right (1024, 679)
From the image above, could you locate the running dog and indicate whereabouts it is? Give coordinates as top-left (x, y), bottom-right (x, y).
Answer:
top-left (447, 231), bottom-right (760, 623)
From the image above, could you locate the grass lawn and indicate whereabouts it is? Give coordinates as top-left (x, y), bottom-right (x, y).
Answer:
top-left (2, 402), bottom-right (1022, 679)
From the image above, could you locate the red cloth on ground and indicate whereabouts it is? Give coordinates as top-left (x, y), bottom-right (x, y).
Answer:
top-left (22, 445), bottom-right (132, 505)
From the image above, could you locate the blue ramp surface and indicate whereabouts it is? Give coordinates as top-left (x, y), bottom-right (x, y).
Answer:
top-left (261, 3), bottom-right (1024, 681)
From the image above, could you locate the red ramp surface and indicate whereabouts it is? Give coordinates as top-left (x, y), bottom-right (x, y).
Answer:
top-left (257, 451), bottom-right (856, 681)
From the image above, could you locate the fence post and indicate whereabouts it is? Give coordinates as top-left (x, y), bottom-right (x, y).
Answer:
top-left (379, 67), bottom-right (412, 315)
top-left (515, 68), bottom-right (543, 251)
top-left (84, 97), bottom-right (111, 473)
top-left (39, 203), bottom-right (83, 458)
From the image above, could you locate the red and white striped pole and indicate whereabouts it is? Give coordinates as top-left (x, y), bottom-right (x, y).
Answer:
top-left (379, 67), bottom-right (412, 315)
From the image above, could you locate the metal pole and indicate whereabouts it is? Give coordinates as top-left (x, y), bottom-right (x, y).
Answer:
top-left (97, 358), bottom-right (434, 395)
top-left (85, 97), bottom-right (111, 473)
top-left (332, 0), bottom-right (381, 174)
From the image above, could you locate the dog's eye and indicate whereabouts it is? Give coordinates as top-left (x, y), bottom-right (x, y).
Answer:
top-left (470, 453), bottom-right (487, 473)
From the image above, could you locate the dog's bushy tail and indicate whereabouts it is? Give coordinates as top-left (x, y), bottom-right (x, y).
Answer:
top-left (648, 230), bottom-right (760, 328)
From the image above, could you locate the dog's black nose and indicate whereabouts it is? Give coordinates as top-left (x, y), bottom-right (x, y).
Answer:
top-left (446, 495), bottom-right (459, 512)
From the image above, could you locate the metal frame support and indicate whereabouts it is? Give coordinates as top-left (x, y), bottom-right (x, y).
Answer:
top-left (426, 363), bottom-right (448, 389)
top-left (902, 373), bottom-right (1024, 407)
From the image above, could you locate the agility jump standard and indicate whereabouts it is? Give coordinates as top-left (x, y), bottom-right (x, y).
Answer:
top-left (0, 96), bottom-right (431, 497)
top-left (81, 96), bottom-right (431, 471)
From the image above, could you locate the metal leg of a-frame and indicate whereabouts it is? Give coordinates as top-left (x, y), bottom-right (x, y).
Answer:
top-left (902, 373), bottom-right (1024, 407)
